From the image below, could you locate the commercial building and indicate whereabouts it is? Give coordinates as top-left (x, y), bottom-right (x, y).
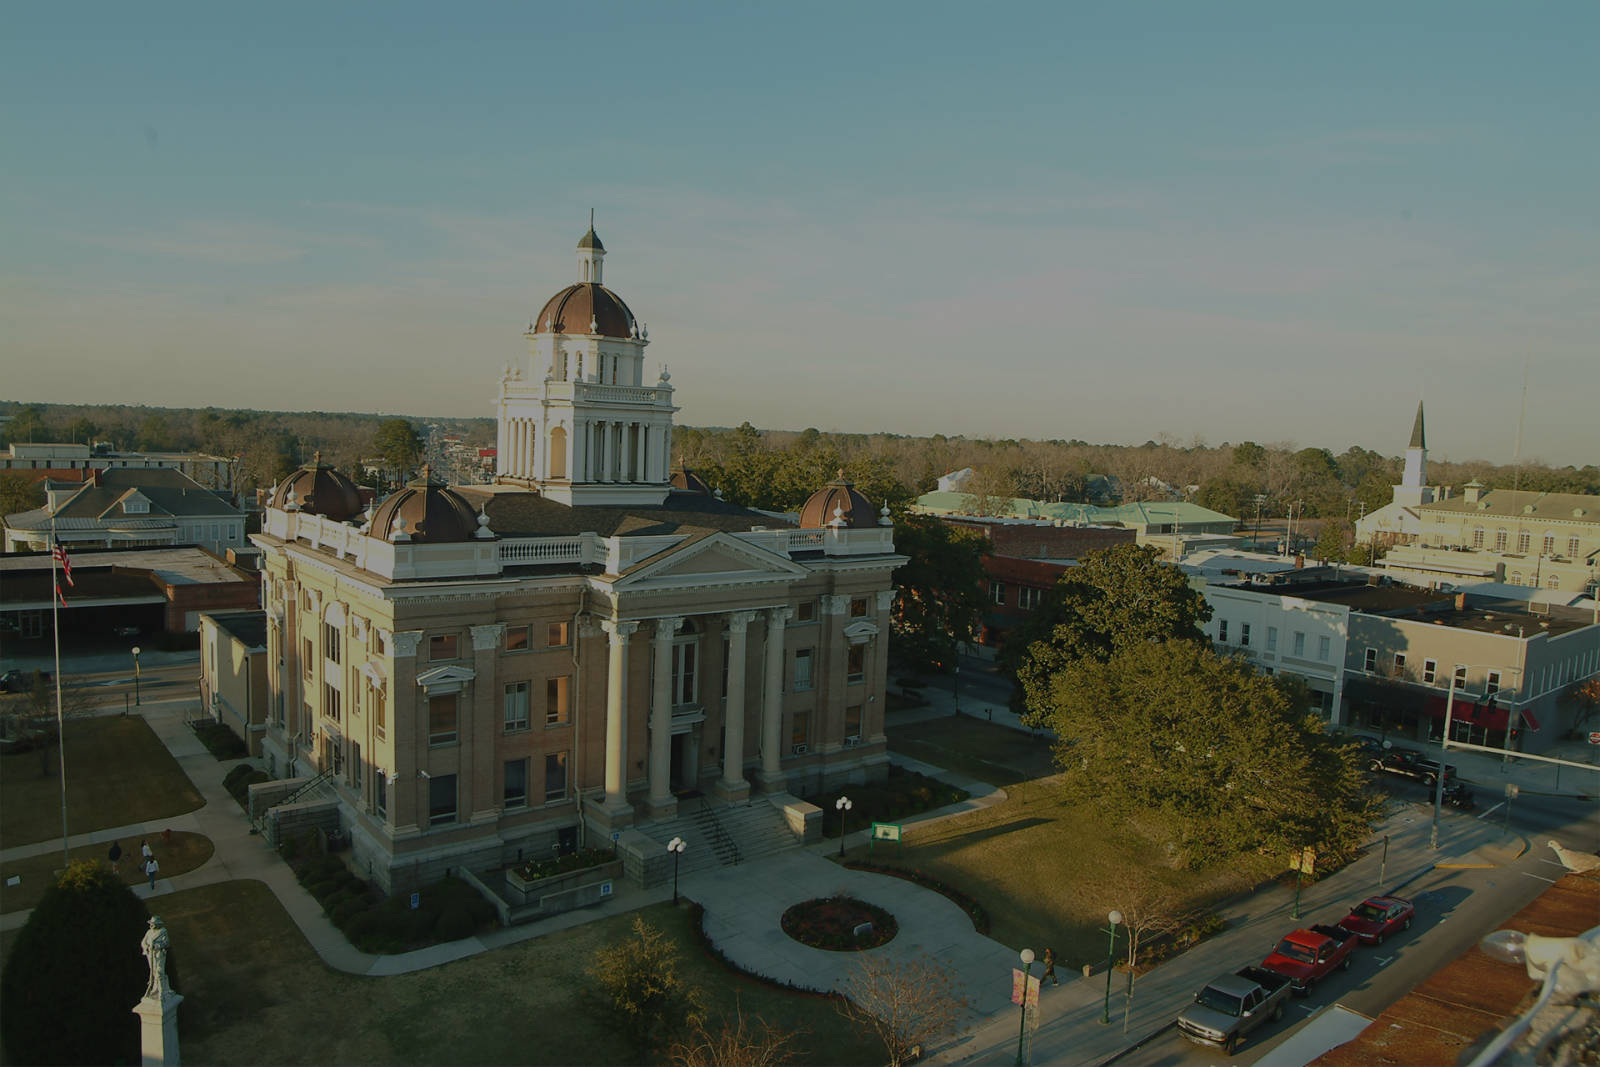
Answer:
top-left (3, 467), bottom-right (244, 555)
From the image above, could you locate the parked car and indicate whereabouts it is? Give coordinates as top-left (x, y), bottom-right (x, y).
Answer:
top-left (1338, 896), bottom-right (1415, 945)
top-left (1, 669), bottom-right (54, 693)
top-left (1177, 966), bottom-right (1291, 1053)
top-left (1369, 747), bottom-right (1457, 786)
top-left (112, 625), bottom-right (141, 638)
top-left (1259, 924), bottom-right (1358, 993)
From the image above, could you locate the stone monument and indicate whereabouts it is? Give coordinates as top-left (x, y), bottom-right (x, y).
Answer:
top-left (132, 915), bottom-right (182, 1066)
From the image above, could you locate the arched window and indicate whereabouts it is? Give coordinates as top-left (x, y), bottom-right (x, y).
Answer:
top-left (1509, 571), bottom-right (1522, 585)
top-left (1543, 532), bottom-right (1556, 556)
top-left (1547, 574), bottom-right (1560, 588)
top-left (1516, 531), bottom-right (1531, 554)
top-left (548, 426), bottom-right (567, 479)
top-left (1494, 529), bottom-right (1508, 551)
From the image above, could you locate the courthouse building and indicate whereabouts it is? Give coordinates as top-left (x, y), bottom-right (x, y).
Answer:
top-left (248, 226), bottom-right (904, 893)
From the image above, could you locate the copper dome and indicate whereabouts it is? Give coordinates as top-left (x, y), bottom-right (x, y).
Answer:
top-left (669, 467), bottom-right (713, 495)
top-left (798, 476), bottom-right (877, 529)
top-left (536, 283), bottom-right (636, 339)
top-left (369, 472), bottom-right (483, 544)
top-left (270, 458), bottom-right (363, 522)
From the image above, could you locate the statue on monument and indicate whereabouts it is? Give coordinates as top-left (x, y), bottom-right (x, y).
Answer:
top-left (141, 916), bottom-right (172, 1000)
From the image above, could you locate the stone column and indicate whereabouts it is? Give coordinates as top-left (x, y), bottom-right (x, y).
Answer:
top-left (387, 629), bottom-right (423, 832)
top-left (600, 620), bottom-right (638, 815)
top-left (468, 623), bottom-right (504, 819)
top-left (758, 606), bottom-right (791, 788)
top-left (648, 616), bottom-right (683, 815)
top-left (719, 611), bottom-right (756, 800)
top-left (634, 422), bottom-right (647, 483)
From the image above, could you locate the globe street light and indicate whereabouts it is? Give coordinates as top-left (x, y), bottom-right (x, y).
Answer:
top-left (131, 646), bottom-right (142, 707)
top-left (666, 836), bottom-right (686, 905)
top-left (835, 795), bottom-right (853, 858)
top-left (1101, 910), bottom-right (1123, 1025)
top-left (1015, 947), bottom-right (1035, 1066)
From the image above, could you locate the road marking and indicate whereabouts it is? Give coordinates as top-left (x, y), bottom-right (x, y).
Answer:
top-left (1521, 872), bottom-right (1559, 883)
top-left (1377, 955), bottom-right (1395, 965)
top-left (1478, 803), bottom-right (1505, 819)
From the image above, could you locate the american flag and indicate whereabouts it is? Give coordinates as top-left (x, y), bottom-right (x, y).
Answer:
top-left (52, 539), bottom-right (74, 586)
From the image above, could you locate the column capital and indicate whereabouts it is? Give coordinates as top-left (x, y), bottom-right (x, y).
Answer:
top-left (389, 629), bottom-right (424, 659)
top-left (767, 605), bottom-right (794, 627)
top-left (820, 595), bottom-right (850, 616)
top-left (577, 613), bottom-right (601, 638)
top-left (653, 615), bottom-right (685, 642)
top-left (601, 619), bottom-right (640, 640)
top-left (727, 610), bottom-right (758, 634)
top-left (469, 622), bottom-right (505, 652)
top-left (876, 589), bottom-right (897, 612)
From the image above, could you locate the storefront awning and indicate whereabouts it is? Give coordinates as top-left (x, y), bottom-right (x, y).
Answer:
top-left (1426, 694), bottom-right (1511, 732)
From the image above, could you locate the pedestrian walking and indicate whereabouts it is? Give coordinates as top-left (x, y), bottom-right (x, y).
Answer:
top-left (145, 857), bottom-right (160, 890)
top-left (108, 840), bottom-right (123, 873)
top-left (141, 839), bottom-right (152, 862)
top-left (1042, 947), bottom-right (1058, 986)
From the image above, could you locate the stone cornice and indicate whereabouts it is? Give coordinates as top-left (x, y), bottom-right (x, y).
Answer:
top-left (470, 623), bottom-right (506, 652)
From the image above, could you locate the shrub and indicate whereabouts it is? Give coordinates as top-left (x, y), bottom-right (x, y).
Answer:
top-left (1, 861), bottom-right (163, 1066)
top-left (514, 846), bottom-right (615, 882)
top-left (588, 916), bottom-right (706, 1057)
top-left (435, 902), bottom-right (477, 942)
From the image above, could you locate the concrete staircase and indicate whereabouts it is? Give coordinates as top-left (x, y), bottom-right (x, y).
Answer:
top-left (638, 795), bottom-right (799, 877)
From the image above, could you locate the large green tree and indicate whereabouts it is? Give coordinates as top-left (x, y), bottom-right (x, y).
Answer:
top-left (890, 514), bottom-right (986, 674)
top-left (1037, 641), bottom-right (1379, 864)
top-left (372, 418), bottom-right (424, 487)
top-left (1006, 543), bottom-right (1212, 718)
top-left (1, 861), bottom-right (160, 1065)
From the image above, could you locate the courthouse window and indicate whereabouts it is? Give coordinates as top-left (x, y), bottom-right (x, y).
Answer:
top-left (850, 598), bottom-right (869, 618)
top-left (547, 621), bottom-right (570, 647)
top-left (429, 693), bottom-right (458, 746)
top-left (793, 649), bottom-right (813, 691)
top-left (505, 625), bottom-right (531, 652)
top-left (504, 682), bottom-right (530, 731)
top-left (429, 634), bottom-right (459, 660)
top-left (504, 759), bottom-right (528, 809)
top-left (429, 774), bottom-right (457, 825)
top-left (544, 752), bottom-right (568, 802)
top-left (847, 645), bottom-right (865, 683)
top-left (546, 676), bottom-right (570, 725)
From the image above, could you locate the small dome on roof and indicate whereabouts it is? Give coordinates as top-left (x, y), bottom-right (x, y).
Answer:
top-left (798, 474), bottom-right (878, 529)
top-left (270, 454), bottom-right (363, 521)
top-left (368, 467), bottom-right (483, 544)
top-left (669, 467), bottom-right (713, 495)
top-left (577, 227), bottom-right (604, 251)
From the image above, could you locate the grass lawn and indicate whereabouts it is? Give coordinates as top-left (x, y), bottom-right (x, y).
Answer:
top-left (887, 714), bottom-right (1057, 786)
top-left (61, 882), bottom-right (880, 1066)
top-left (881, 717), bottom-right (1280, 969)
top-left (0, 717), bottom-right (204, 849)
top-left (0, 831), bottom-right (214, 914)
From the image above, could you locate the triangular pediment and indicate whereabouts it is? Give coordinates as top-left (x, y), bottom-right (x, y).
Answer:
top-left (612, 531), bottom-right (808, 591)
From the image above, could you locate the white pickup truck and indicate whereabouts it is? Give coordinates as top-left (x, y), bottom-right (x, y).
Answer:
top-left (1176, 965), bottom-right (1292, 1053)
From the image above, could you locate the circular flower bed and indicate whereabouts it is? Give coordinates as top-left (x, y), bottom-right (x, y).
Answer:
top-left (781, 896), bottom-right (898, 951)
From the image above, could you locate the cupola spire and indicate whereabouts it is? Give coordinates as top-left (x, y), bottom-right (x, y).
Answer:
top-left (577, 209), bottom-right (606, 284)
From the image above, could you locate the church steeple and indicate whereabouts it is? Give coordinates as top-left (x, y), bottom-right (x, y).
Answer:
top-left (1397, 400), bottom-right (1432, 505)
top-left (1408, 401), bottom-right (1426, 451)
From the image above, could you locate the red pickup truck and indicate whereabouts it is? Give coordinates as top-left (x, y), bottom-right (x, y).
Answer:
top-left (1259, 924), bottom-right (1358, 994)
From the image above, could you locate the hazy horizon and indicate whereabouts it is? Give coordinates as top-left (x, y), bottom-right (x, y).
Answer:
top-left (5, 3), bottom-right (1596, 465)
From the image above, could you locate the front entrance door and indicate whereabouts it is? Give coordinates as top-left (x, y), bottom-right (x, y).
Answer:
top-left (669, 729), bottom-right (699, 793)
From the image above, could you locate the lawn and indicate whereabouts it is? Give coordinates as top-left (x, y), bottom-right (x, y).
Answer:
top-left (0, 717), bottom-right (204, 849)
top-left (73, 882), bottom-right (884, 1066)
top-left (882, 717), bottom-right (1280, 969)
top-left (0, 831), bottom-right (214, 914)
top-left (886, 713), bottom-right (1057, 786)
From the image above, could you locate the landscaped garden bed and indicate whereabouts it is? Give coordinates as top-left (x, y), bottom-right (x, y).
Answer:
top-left (781, 896), bottom-right (897, 951)
top-left (817, 764), bottom-right (969, 839)
top-left (191, 718), bottom-right (249, 760)
top-left (280, 832), bottom-right (498, 953)
top-left (504, 847), bottom-right (621, 907)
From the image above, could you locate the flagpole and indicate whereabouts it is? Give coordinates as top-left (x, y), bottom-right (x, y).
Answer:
top-left (50, 518), bottom-right (69, 869)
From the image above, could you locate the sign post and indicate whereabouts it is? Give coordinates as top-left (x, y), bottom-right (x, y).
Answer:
top-left (869, 822), bottom-right (903, 858)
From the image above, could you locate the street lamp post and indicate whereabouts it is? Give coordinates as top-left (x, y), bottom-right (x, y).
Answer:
top-left (835, 795), bottom-right (853, 858)
top-left (1100, 910), bottom-right (1123, 1024)
top-left (666, 836), bottom-right (686, 905)
top-left (953, 659), bottom-right (961, 717)
top-left (1431, 664), bottom-right (1522, 850)
top-left (1015, 947), bottom-right (1035, 1066)
top-left (132, 646), bottom-right (142, 707)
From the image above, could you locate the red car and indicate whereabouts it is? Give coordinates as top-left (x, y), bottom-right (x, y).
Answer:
top-left (1338, 896), bottom-right (1414, 945)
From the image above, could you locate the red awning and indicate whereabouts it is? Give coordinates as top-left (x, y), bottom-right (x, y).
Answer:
top-left (1520, 708), bottom-right (1541, 732)
top-left (1425, 694), bottom-right (1511, 732)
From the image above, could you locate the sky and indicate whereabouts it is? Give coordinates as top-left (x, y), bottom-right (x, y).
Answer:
top-left (4, 2), bottom-right (1597, 465)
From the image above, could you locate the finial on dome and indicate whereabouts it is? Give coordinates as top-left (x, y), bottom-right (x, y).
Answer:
top-left (474, 510), bottom-right (494, 539)
top-left (641, 322), bottom-right (648, 340)
top-left (658, 364), bottom-right (671, 384)
top-left (313, 450), bottom-right (322, 466)
top-left (590, 314), bottom-right (598, 333)
top-left (879, 504), bottom-right (893, 527)
top-left (390, 516), bottom-right (410, 542)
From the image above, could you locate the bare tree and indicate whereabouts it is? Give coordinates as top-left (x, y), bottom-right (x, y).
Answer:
top-left (959, 463), bottom-right (1017, 517)
top-left (667, 1002), bottom-right (800, 1067)
top-left (1, 678), bottom-right (97, 777)
top-left (1106, 870), bottom-right (1200, 1032)
top-left (836, 952), bottom-right (971, 1067)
